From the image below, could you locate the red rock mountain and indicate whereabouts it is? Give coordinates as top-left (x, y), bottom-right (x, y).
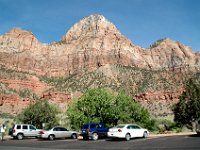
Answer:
top-left (0, 14), bottom-right (199, 115)
top-left (1, 15), bottom-right (199, 76)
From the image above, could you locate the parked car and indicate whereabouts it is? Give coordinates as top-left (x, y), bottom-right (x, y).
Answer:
top-left (196, 120), bottom-right (200, 135)
top-left (11, 124), bottom-right (41, 140)
top-left (38, 127), bottom-right (78, 140)
top-left (107, 124), bottom-right (149, 141)
top-left (81, 123), bottom-right (109, 140)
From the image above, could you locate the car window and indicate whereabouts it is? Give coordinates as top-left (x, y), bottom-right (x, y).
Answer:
top-left (60, 127), bottom-right (68, 131)
top-left (90, 124), bottom-right (96, 129)
top-left (22, 125), bottom-right (28, 130)
top-left (53, 127), bottom-right (59, 131)
top-left (127, 125), bottom-right (135, 129)
top-left (16, 125), bottom-right (21, 129)
top-left (30, 125), bottom-right (36, 130)
top-left (82, 124), bottom-right (88, 129)
top-left (133, 125), bottom-right (140, 129)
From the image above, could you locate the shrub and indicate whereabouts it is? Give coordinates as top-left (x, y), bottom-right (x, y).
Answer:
top-left (16, 100), bottom-right (60, 129)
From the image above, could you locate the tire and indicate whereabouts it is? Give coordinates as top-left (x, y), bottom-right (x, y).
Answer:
top-left (143, 131), bottom-right (148, 138)
top-left (125, 133), bottom-right (131, 141)
top-left (83, 136), bottom-right (88, 140)
top-left (71, 133), bottom-right (77, 139)
top-left (17, 133), bottom-right (24, 140)
top-left (92, 133), bottom-right (98, 140)
top-left (48, 134), bottom-right (55, 140)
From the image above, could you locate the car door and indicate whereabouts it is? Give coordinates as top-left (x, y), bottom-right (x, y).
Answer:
top-left (53, 127), bottom-right (62, 138)
top-left (132, 125), bottom-right (143, 137)
top-left (22, 125), bottom-right (29, 136)
top-left (29, 125), bottom-right (38, 137)
top-left (60, 127), bottom-right (71, 138)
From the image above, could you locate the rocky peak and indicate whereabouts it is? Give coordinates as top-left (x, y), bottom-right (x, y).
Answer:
top-left (143, 38), bottom-right (196, 70)
top-left (0, 27), bottom-right (41, 52)
top-left (4, 27), bottom-right (35, 38)
top-left (151, 38), bottom-right (194, 58)
top-left (62, 14), bottom-right (121, 42)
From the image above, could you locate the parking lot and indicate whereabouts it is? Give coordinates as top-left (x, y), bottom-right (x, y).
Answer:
top-left (0, 133), bottom-right (200, 150)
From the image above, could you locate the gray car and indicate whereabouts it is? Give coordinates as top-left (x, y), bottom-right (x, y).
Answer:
top-left (38, 127), bottom-right (78, 140)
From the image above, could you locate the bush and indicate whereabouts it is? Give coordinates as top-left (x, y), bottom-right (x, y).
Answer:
top-left (16, 100), bottom-right (60, 129)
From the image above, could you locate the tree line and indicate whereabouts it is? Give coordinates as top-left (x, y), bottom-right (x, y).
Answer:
top-left (16, 74), bottom-right (200, 132)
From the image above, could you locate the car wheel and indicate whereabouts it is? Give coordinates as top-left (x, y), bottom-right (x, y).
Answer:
top-left (48, 134), bottom-right (55, 140)
top-left (71, 133), bottom-right (77, 139)
top-left (83, 136), bottom-right (88, 140)
top-left (17, 133), bottom-right (24, 140)
top-left (92, 133), bottom-right (98, 140)
top-left (143, 131), bottom-right (148, 138)
top-left (125, 133), bottom-right (131, 141)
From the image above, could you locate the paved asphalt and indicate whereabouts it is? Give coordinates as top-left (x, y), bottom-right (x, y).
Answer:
top-left (0, 134), bottom-right (200, 150)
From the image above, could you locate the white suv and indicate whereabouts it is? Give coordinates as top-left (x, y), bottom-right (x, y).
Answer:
top-left (12, 124), bottom-right (41, 140)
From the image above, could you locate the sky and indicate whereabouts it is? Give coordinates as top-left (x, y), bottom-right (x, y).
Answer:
top-left (0, 0), bottom-right (200, 52)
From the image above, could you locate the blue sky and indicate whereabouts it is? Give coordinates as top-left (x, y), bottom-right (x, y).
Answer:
top-left (0, 0), bottom-right (199, 52)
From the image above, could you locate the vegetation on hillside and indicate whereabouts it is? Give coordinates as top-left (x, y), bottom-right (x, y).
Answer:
top-left (173, 73), bottom-right (200, 130)
top-left (149, 38), bottom-right (167, 48)
top-left (0, 64), bottom-right (29, 80)
top-left (40, 64), bottom-right (187, 95)
top-left (0, 83), bottom-right (39, 100)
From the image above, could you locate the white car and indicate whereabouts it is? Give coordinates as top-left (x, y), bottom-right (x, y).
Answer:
top-left (107, 124), bottom-right (149, 141)
top-left (38, 127), bottom-right (78, 140)
top-left (11, 124), bottom-right (41, 140)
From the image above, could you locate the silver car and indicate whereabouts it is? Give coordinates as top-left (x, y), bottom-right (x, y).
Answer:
top-left (38, 127), bottom-right (78, 140)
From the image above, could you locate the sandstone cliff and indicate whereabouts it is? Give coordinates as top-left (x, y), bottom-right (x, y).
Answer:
top-left (0, 15), bottom-right (199, 77)
top-left (0, 14), bottom-right (199, 116)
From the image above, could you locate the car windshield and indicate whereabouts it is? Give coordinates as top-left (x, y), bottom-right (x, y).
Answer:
top-left (82, 124), bottom-right (89, 129)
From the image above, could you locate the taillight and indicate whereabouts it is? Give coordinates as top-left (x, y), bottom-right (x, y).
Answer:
top-left (13, 129), bottom-right (16, 133)
top-left (118, 129), bottom-right (122, 132)
top-left (39, 131), bottom-right (45, 134)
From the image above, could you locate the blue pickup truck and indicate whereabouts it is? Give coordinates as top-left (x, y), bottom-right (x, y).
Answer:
top-left (81, 123), bottom-right (109, 140)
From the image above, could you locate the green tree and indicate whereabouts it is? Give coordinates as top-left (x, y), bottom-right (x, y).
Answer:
top-left (66, 88), bottom-right (153, 130)
top-left (16, 100), bottom-right (60, 129)
top-left (173, 74), bottom-right (200, 130)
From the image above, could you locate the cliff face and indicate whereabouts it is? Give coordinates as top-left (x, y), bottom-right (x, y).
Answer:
top-left (0, 15), bottom-right (199, 77)
top-left (0, 14), bottom-right (199, 115)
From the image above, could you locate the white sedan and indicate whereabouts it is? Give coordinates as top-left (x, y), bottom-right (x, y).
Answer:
top-left (107, 124), bottom-right (149, 141)
top-left (38, 127), bottom-right (78, 140)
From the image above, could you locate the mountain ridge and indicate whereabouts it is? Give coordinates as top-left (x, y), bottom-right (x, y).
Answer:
top-left (0, 14), bottom-right (199, 116)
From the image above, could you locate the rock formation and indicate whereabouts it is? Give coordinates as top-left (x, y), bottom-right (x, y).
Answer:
top-left (0, 15), bottom-right (199, 77)
top-left (0, 14), bottom-right (199, 115)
